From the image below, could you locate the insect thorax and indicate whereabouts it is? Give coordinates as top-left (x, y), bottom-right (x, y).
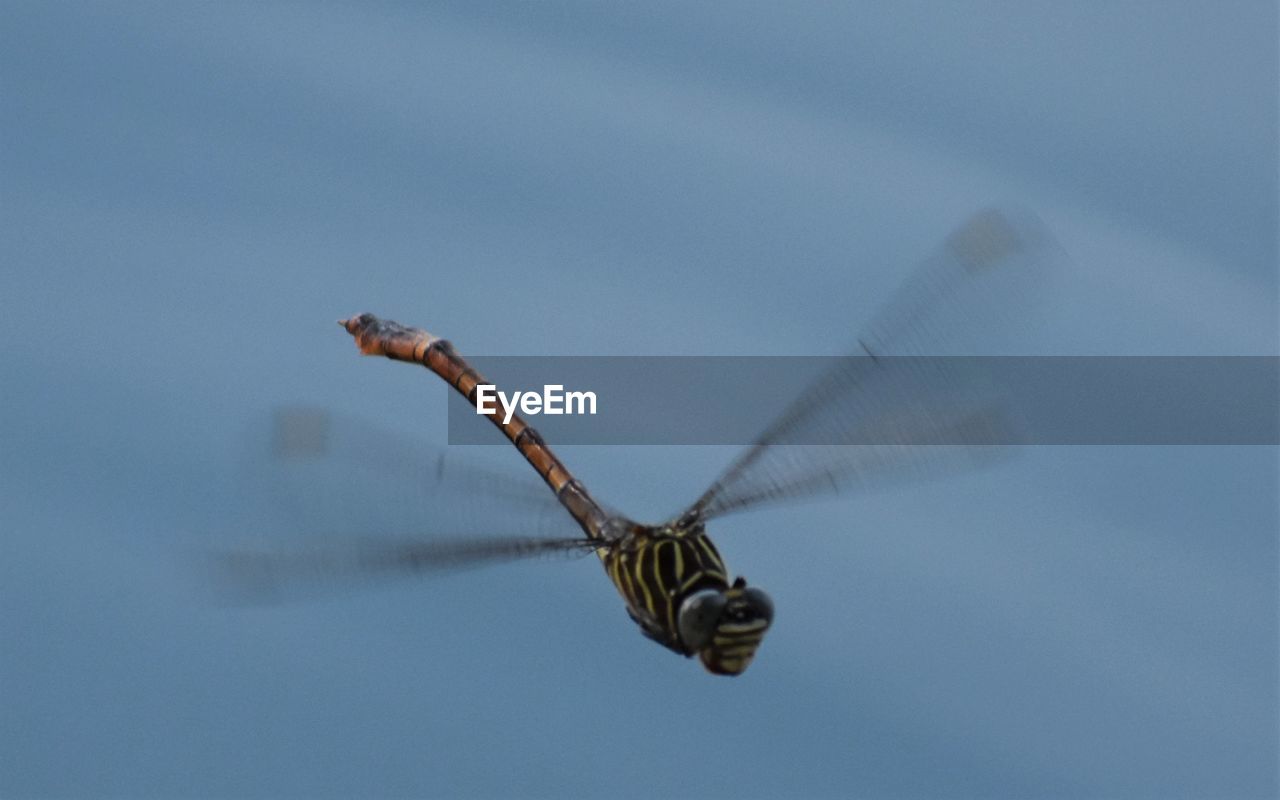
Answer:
top-left (602, 523), bottom-right (731, 654)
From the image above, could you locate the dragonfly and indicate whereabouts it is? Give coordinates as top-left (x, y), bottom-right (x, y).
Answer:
top-left (226, 208), bottom-right (1058, 676)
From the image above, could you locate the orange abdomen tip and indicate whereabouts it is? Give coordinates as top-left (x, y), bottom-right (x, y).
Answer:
top-left (338, 313), bottom-right (389, 356)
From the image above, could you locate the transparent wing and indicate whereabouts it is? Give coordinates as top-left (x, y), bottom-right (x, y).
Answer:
top-left (261, 407), bottom-right (566, 519)
top-left (215, 533), bottom-right (603, 605)
top-left (684, 208), bottom-right (1062, 522)
top-left (217, 407), bottom-right (601, 603)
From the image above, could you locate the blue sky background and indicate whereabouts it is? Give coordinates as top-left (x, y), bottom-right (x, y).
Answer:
top-left (2, 2), bottom-right (1277, 797)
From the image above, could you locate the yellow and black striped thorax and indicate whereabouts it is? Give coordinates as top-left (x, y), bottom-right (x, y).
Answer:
top-left (601, 523), bottom-right (730, 654)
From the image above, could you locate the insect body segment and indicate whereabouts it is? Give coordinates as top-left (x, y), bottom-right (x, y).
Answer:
top-left (602, 524), bottom-right (731, 652)
top-left (341, 314), bottom-right (609, 542)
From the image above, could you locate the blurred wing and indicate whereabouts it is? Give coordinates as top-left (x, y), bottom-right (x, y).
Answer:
top-left (216, 534), bottom-right (604, 605)
top-left (247, 407), bottom-right (600, 536)
top-left (685, 208), bottom-right (1061, 522)
top-left (263, 406), bottom-right (564, 513)
top-left (217, 407), bottom-right (599, 603)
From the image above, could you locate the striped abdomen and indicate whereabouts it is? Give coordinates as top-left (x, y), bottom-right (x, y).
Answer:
top-left (340, 313), bottom-right (609, 540)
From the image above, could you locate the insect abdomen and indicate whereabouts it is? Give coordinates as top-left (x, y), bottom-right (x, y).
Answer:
top-left (340, 313), bottom-right (609, 540)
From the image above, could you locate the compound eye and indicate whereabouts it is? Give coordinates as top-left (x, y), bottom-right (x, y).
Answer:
top-left (677, 589), bottom-right (728, 651)
top-left (742, 587), bottom-right (775, 625)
